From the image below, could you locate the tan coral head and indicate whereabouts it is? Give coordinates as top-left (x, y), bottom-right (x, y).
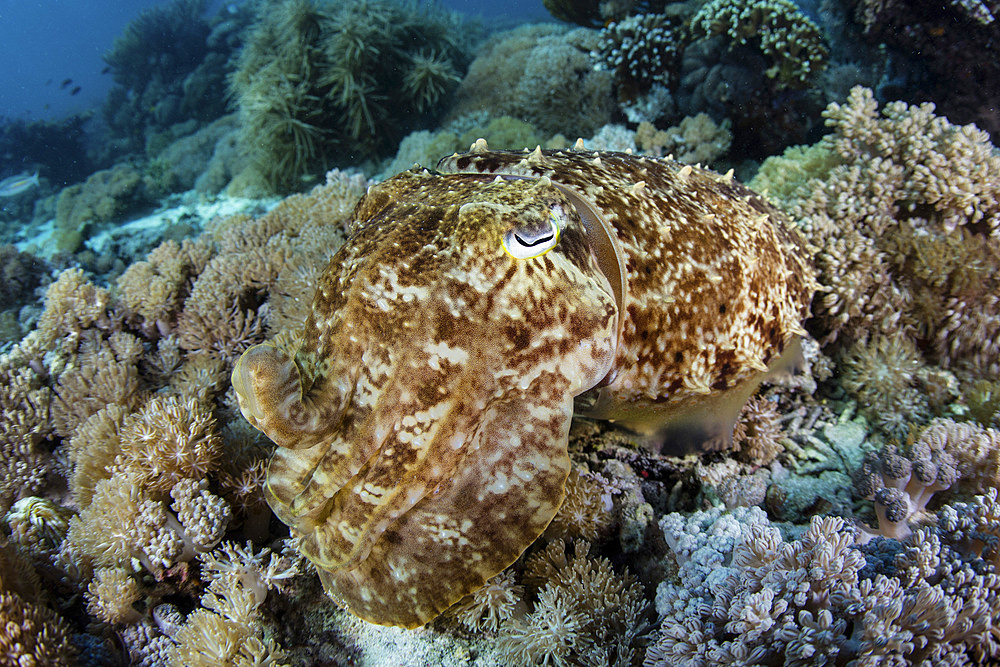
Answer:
top-left (231, 146), bottom-right (816, 628)
top-left (232, 167), bottom-right (619, 628)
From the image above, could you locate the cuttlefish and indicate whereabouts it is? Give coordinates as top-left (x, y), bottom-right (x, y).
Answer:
top-left (231, 143), bottom-right (817, 628)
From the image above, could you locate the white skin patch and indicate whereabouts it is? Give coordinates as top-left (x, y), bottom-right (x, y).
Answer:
top-left (424, 341), bottom-right (470, 370)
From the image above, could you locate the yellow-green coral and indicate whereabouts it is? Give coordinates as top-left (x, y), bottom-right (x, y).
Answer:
top-left (691, 0), bottom-right (828, 88)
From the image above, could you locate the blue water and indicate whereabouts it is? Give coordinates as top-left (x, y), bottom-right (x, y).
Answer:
top-left (0, 0), bottom-right (548, 121)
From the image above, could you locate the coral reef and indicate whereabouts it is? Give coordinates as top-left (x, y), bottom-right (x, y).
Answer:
top-left (229, 0), bottom-right (476, 192)
top-left (754, 87), bottom-right (1000, 388)
top-left (449, 24), bottom-right (615, 139)
top-left (690, 0), bottom-right (828, 88)
top-left (0, 170), bottom-right (365, 663)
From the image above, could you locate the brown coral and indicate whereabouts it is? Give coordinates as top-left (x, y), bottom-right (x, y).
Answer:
top-left (116, 394), bottom-right (223, 493)
top-left (760, 87), bottom-right (1000, 382)
top-left (0, 591), bottom-right (77, 666)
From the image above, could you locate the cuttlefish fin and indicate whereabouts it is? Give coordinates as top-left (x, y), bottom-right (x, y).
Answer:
top-left (583, 338), bottom-right (804, 456)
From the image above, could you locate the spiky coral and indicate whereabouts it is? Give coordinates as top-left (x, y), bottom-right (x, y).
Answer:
top-left (501, 540), bottom-right (648, 666)
top-left (0, 592), bottom-right (77, 666)
top-left (229, 0), bottom-right (474, 192)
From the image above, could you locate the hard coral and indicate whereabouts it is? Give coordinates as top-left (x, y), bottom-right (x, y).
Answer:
top-left (449, 24), bottom-right (615, 138)
top-left (690, 0), bottom-right (828, 88)
top-left (757, 86), bottom-right (1000, 381)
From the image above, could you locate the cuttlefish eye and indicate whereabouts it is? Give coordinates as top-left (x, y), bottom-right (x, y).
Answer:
top-left (502, 209), bottom-right (563, 259)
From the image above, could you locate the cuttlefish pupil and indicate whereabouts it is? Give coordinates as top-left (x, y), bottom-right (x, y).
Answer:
top-left (231, 145), bottom-right (817, 629)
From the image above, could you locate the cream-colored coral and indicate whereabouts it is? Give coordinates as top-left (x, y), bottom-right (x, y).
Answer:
top-left (86, 566), bottom-right (143, 624)
top-left (731, 394), bottom-right (785, 465)
top-left (452, 569), bottom-right (524, 633)
top-left (546, 467), bottom-right (615, 542)
top-left (117, 395), bottom-right (223, 493)
top-left (636, 114), bottom-right (732, 164)
top-left (34, 268), bottom-right (112, 349)
top-left (766, 87), bottom-right (1000, 380)
top-left (51, 332), bottom-right (143, 438)
top-left (509, 539), bottom-right (648, 665)
top-left (839, 333), bottom-right (928, 437)
top-left (0, 360), bottom-right (52, 513)
top-left (67, 473), bottom-right (183, 573)
top-left (5, 497), bottom-right (74, 560)
top-left (68, 403), bottom-right (129, 507)
top-left (169, 567), bottom-right (291, 666)
top-left (170, 479), bottom-right (231, 553)
top-left (197, 541), bottom-right (300, 606)
top-left (116, 237), bottom-right (214, 335)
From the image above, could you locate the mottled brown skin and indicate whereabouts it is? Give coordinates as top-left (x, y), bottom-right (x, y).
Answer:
top-left (231, 146), bottom-right (816, 628)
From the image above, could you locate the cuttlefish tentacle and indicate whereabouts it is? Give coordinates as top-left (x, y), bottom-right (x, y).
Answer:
top-left (232, 344), bottom-right (346, 450)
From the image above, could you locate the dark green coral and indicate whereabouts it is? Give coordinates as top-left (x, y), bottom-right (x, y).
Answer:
top-left (230, 0), bottom-right (477, 192)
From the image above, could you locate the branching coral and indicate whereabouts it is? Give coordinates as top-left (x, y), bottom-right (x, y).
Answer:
top-left (594, 13), bottom-right (686, 92)
top-left (116, 237), bottom-right (214, 336)
top-left (690, 0), bottom-right (828, 88)
top-left (34, 268), bottom-right (112, 350)
top-left (117, 395), bottom-right (223, 493)
top-left (649, 488), bottom-right (1000, 666)
top-left (755, 86), bottom-right (1000, 384)
top-left (501, 539), bottom-right (648, 666)
top-left (51, 332), bottom-right (144, 438)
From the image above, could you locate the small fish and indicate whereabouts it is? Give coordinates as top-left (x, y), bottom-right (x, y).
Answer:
top-left (101, 66), bottom-right (111, 75)
top-left (0, 171), bottom-right (40, 197)
top-left (60, 78), bottom-right (72, 89)
top-left (70, 86), bottom-right (81, 96)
